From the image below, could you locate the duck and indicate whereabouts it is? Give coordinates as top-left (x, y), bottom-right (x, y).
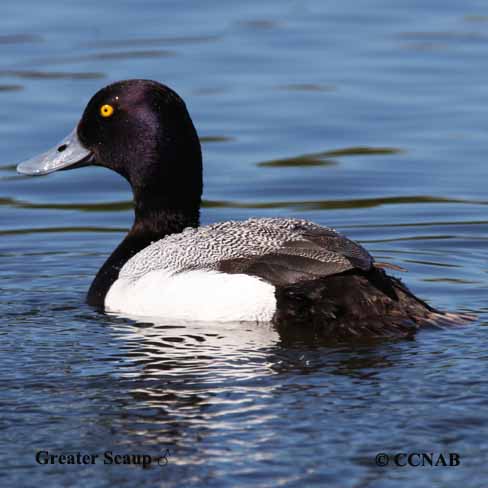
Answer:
top-left (17, 79), bottom-right (471, 339)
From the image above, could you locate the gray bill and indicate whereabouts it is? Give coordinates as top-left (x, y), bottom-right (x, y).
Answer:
top-left (17, 127), bottom-right (92, 176)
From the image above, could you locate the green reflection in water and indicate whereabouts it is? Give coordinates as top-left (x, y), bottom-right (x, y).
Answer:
top-left (40, 50), bottom-right (175, 66)
top-left (203, 196), bottom-right (487, 211)
top-left (0, 70), bottom-right (105, 80)
top-left (258, 158), bottom-right (337, 168)
top-left (0, 34), bottom-right (42, 44)
top-left (0, 197), bottom-right (132, 212)
top-left (0, 84), bottom-right (23, 91)
top-left (81, 35), bottom-right (221, 48)
top-left (275, 83), bottom-right (335, 92)
top-left (200, 135), bottom-right (235, 143)
top-left (2, 195), bottom-right (487, 213)
top-left (257, 146), bottom-right (402, 168)
top-left (324, 146), bottom-right (402, 157)
top-left (465, 15), bottom-right (488, 23)
top-left (423, 277), bottom-right (483, 284)
top-left (0, 226), bottom-right (125, 236)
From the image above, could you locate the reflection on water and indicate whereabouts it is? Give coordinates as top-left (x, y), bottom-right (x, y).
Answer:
top-left (1, 0), bottom-right (488, 486)
top-left (203, 195), bottom-right (488, 210)
top-left (0, 84), bottom-right (23, 91)
top-left (0, 70), bottom-right (105, 80)
top-left (38, 50), bottom-right (175, 65)
top-left (81, 35), bottom-right (222, 48)
top-left (257, 146), bottom-right (400, 167)
top-left (275, 83), bottom-right (335, 92)
top-left (3, 194), bottom-right (487, 214)
top-left (398, 31), bottom-right (488, 42)
top-left (0, 34), bottom-right (42, 44)
top-left (465, 15), bottom-right (488, 23)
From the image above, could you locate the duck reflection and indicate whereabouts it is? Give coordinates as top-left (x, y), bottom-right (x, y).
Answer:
top-left (105, 313), bottom-right (406, 386)
top-left (89, 313), bottom-right (421, 477)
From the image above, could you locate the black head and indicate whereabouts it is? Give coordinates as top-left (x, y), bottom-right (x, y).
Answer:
top-left (18, 79), bottom-right (203, 213)
top-left (78, 80), bottom-right (202, 202)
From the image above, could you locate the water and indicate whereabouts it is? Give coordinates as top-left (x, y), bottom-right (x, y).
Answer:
top-left (1, 0), bottom-right (487, 486)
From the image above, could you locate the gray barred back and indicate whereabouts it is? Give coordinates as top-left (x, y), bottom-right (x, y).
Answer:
top-left (119, 218), bottom-right (374, 284)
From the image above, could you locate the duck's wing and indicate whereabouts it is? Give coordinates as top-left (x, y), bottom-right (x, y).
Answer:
top-left (216, 224), bottom-right (374, 286)
top-left (119, 217), bottom-right (373, 285)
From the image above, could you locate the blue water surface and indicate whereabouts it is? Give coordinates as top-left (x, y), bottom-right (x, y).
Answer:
top-left (1, 1), bottom-right (487, 487)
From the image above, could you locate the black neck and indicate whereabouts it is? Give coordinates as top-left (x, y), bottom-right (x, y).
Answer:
top-left (86, 193), bottom-right (200, 308)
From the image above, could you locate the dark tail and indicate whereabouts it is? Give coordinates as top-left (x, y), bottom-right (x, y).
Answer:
top-left (273, 267), bottom-right (475, 341)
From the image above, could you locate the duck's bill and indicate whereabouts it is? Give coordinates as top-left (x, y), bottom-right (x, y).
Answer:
top-left (17, 127), bottom-right (94, 176)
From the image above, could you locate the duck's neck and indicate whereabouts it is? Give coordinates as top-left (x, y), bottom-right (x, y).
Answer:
top-left (86, 191), bottom-right (200, 308)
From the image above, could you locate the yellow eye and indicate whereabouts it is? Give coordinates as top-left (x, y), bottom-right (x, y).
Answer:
top-left (100, 104), bottom-right (114, 118)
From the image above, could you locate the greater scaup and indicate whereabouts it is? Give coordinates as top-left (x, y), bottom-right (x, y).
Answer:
top-left (17, 79), bottom-right (472, 338)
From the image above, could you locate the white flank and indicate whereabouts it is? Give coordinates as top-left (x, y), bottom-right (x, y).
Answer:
top-left (105, 269), bottom-right (277, 322)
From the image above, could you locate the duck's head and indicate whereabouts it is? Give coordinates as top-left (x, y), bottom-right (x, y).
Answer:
top-left (17, 79), bottom-right (203, 208)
